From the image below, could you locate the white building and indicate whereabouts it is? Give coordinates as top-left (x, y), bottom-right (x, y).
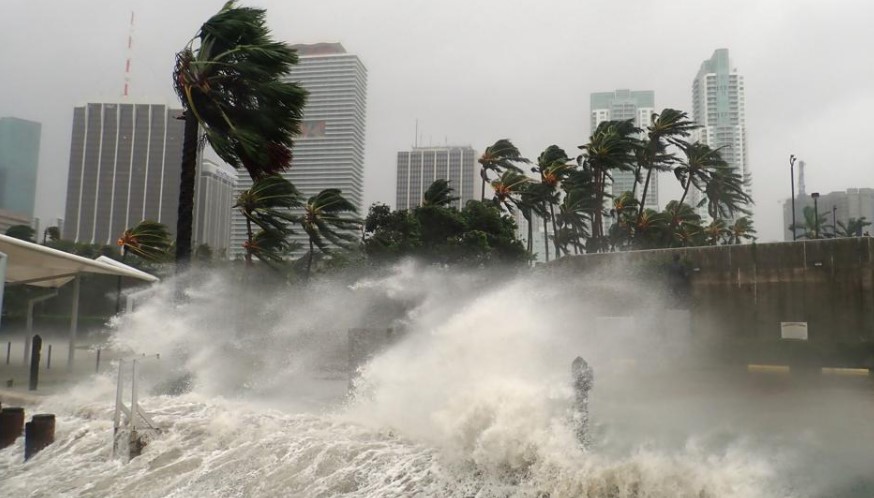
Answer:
top-left (193, 159), bottom-right (236, 256)
top-left (396, 146), bottom-right (478, 210)
top-left (231, 43), bottom-right (367, 258)
top-left (690, 49), bottom-right (749, 220)
top-left (589, 89), bottom-right (658, 209)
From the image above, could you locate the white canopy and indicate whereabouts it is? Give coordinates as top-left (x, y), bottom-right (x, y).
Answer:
top-left (0, 234), bottom-right (159, 288)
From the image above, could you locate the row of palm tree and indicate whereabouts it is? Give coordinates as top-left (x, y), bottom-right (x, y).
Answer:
top-left (789, 207), bottom-right (871, 239)
top-left (476, 108), bottom-right (756, 260)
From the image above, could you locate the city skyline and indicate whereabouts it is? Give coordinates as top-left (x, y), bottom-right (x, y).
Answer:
top-left (1, 1), bottom-right (872, 244)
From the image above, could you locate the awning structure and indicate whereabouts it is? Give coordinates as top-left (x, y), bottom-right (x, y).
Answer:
top-left (0, 234), bottom-right (158, 288)
top-left (0, 234), bottom-right (159, 369)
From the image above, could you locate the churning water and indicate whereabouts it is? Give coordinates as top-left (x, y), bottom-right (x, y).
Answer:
top-left (1, 261), bottom-right (873, 497)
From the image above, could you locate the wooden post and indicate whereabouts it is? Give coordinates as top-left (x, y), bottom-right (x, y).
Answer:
top-left (68, 275), bottom-right (80, 371)
top-left (29, 334), bottom-right (42, 391)
top-left (24, 414), bottom-right (55, 460)
top-left (47, 345), bottom-right (52, 369)
top-left (0, 407), bottom-right (25, 449)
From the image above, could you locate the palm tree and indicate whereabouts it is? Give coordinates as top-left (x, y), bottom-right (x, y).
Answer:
top-left (664, 200), bottom-right (703, 247)
top-left (116, 220), bottom-right (172, 262)
top-left (173, 1), bottom-right (307, 268)
top-left (673, 142), bottom-right (727, 211)
top-left (490, 170), bottom-right (531, 213)
top-left (478, 139), bottom-right (528, 201)
top-left (555, 189), bottom-right (590, 255)
top-left (578, 120), bottom-right (640, 251)
top-left (789, 206), bottom-right (830, 239)
top-left (300, 189), bottom-right (360, 280)
top-left (636, 109), bottom-right (698, 223)
top-left (234, 175), bottom-right (302, 265)
top-left (608, 191), bottom-right (639, 251)
top-left (699, 163), bottom-right (752, 220)
top-left (534, 145), bottom-right (575, 258)
top-left (703, 219), bottom-right (730, 245)
top-left (727, 217), bottom-right (757, 244)
top-left (422, 179), bottom-right (459, 208)
top-left (835, 217), bottom-right (871, 237)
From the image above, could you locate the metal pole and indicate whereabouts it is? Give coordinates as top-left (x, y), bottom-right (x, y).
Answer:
top-left (812, 193), bottom-right (820, 239)
top-left (47, 345), bottom-right (52, 369)
top-left (130, 360), bottom-right (138, 433)
top-left (68, 275), bottom-right (80, 371)
top-left (832, 205), bottom-right (837, 238)
top-left (96, 349), bottom-right (101, 373)
top-left (790, 155), bottom-right (797, 241)
top-left (5, 342), bottom-right (9, 365)
top-left (112, 360), bottom-right (124, 458)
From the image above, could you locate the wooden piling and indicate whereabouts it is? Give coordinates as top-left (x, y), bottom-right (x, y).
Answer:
top-left (29, 335), bottom-right (42, 391)
top-left (0, 407), bottom-right (25, 449)
top-left (47, 345), bottom-right (52, 369)
top-left (24, 414), bottom-right (55, 460)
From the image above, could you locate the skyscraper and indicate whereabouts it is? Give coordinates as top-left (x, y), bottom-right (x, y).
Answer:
top-left (589, 90), bottom-right (658, 208)
top-left (396, 146), bottom-right (477, 210)
top-left (231, 42), bottom-right (368, 258)
top-left (691, 49), bottom-right (749, 217)
top-left (63, 102), bottom-right (184, 245)
top-left (0, 117), bottom-right (41, 217)
top-left (194, 159), bottom-right (236, 256)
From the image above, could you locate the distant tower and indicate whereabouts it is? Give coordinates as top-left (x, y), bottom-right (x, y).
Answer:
top-left (691, 49), bottom-right (750, 220)
top-left (797, 160), bottom-right (806, 197)
top-left (0, 117), bottom-right (41, 217)
top-left (396, 146), bottom-right (478, 210)
top-left (62, 102), bottom-right (184, 244)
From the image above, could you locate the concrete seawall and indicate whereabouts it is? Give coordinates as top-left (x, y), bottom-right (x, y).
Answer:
top-left (549, 238), bottom-right (874, 368)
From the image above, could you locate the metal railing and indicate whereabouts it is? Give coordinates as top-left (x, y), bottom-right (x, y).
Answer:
top-left (112, 356), bottom-right (160, 459)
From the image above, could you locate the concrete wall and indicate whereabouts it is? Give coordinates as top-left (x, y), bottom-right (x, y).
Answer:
top-left (549, 238), bottom-right (874, 367)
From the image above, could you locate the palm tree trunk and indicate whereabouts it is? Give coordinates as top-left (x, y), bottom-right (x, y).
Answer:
top-left (244, 217), bottom-right (254, 266)
top-left (174, 111), bottom-right (199, 272)
top-left (549, 202), bottom-right (560, 257)
top-left (306, 238), bottom-right (314, 281)
top-left (542, 208), bottom-right (550, 262)
top-left (526, 210), bottom-right (533, 253)
top-left (480, 169), bottom-right (487, 201)
top-left (637, 167), bottom-right (654, 223)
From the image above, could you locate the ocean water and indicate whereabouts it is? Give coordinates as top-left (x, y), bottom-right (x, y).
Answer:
top-left (1, 261), bottom-right (872, 497)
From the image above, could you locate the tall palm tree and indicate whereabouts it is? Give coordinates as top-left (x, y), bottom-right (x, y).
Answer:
top-left (422, 179), bottom-right (459, 208)
top-left (534, 145), bottom-right (575, 258)
top-left (578, 120), bottom-right (640, 251)
top-left (699, 163), bottom-right (752, 220)
top-left (674, 142), bottom-right (726, 210)
top-left (173, 1), bottom-right (307, 268)
top-left (300, 189), bottom-right (360, 280)
top-left (478, 139), bottom-right (528, 201)
top-left (608, 191), bottom-right (639, 250)
top-left (117, 220), bottom-right (172, 262)
top-left (636, 109), bottom-right (698, 224)
top-left (234, 175), bottom-right (302, 265)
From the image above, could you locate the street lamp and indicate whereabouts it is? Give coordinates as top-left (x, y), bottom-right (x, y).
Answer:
top-left (790, 155), bottom-right (797, 240)
top-left (811, 192), bottom-right (820, 239)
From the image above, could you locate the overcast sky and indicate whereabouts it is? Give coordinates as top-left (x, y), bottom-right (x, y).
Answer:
top-left (1, 0), bottom-right (872, 242)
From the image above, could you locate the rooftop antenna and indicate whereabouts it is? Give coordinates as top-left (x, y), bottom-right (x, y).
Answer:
top-left (123, 11), bottom-right (135, 98)
top-left (798, 160), bottom-right (806, 197)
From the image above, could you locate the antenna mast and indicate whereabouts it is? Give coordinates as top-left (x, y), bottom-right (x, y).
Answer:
top-left (123, 11), bottom-right (135, 98)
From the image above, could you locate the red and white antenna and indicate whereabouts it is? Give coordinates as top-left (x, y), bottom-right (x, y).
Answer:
top-left (123, 11), bottom-right (135, 98)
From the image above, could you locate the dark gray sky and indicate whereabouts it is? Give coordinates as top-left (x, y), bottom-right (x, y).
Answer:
top-left (2, 0), bottom-right (872, 241)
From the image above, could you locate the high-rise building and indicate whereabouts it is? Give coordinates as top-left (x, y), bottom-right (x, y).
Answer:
top-left (590, 90), bottom-right (658, 209)
top-left (691, 49), bottom-right (749, 218)
top-left (0, 117), bottom-right (41, 217)
top-left (194, 159), bottom-right (236, 256)
top-left (783, 188), bottom-right (874, 241)
top-left (396, 146), bottom-right (478, 210)
top-left (231, 42), bottom-right (367, 258)
top-left (62, 102), bottom-right (184, 245)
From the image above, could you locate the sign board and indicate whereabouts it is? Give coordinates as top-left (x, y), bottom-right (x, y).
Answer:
top-left (781, 321), bottom-right (808, 340)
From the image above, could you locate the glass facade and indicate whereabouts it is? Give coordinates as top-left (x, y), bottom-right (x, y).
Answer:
top-left (0, 117), bottom-right (41, 217)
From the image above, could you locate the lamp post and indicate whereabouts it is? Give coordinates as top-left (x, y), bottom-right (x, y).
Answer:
top-left (790, 155), bottom-right (797, 240)
top-left (811, 192), bottom-right (820, 239)
top-left (832, 205), bottom-right (837, 238)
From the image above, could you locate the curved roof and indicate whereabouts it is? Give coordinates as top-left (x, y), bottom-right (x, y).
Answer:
top-left (0, 234), bottom-right (159, 288)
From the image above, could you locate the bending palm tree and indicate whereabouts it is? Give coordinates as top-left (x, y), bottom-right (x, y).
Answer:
top-left (478, 139), bottom-right (528, 201)
top-left (671, 142), bottom-right (726, 232)
top-left (835, 217), bottom-right (871, 237)
top-left (637, 109), bottom-right (698, 224)
top-left (300, 189), bottom-right (360, 280)
top-left (117, 220), bottom-right (172, 262)
top-left (789, 206), bottom-right (830, 239)
top-left (423, 179), bottom-right (459, 208)
top-left (534, 145), bottom-right (575, 258)
top-left (699, 163), bottom-right (752, 220)
top-left (173, 1), bottom-right (307, 268)
top-left (727, 217), bottom-right (756, 244)
top-left (234, 175), bottom-right (302, 265)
